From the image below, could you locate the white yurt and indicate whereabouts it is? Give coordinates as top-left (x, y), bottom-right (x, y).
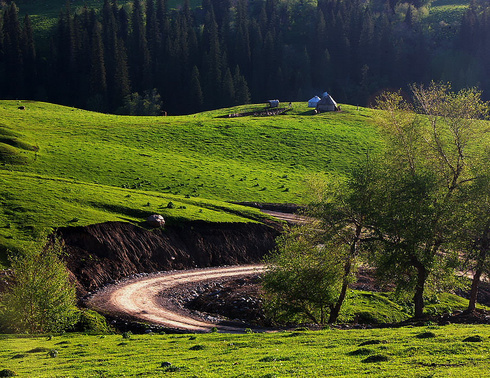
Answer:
top-left (316, 92), bottom-right (339, 112)
top-left (308, 96), bottom-right (321, 108)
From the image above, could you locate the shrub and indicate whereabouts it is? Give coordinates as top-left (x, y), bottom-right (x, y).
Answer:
top-left (48, 349), bottom-right (58, 358)
top-left (122, 331), bottom-right (132, 339)
top-left (0, 239), bottom-right (79, 334)
top-left (73, 309), bottom-right (112, 334)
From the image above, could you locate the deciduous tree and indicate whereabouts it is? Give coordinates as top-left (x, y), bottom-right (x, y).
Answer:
top-left (0, 239), bottom-right (79, 334)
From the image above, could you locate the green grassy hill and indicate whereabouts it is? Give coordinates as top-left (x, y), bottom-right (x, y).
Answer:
top-left (0, 100), bottom-right (381, 265)
top-left (1, 324), bottom-right (489, 376)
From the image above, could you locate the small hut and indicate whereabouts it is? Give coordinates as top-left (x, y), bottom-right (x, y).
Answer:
top-left (308, 96), bottom-right (321, 108)
top-left (316, 92), bottom-right (339, 112)
top-left (268, 99), bottom-right (280, 108)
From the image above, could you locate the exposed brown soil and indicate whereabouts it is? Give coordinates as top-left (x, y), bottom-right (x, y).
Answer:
top-left (56, 220), bottom-right (280, 296)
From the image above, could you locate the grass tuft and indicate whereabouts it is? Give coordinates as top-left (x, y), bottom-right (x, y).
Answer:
top-left (362, 354), bottom-right (390, 363)
top-left (416, 331), bottom-right (436, 339)
top-left (348, 348), bottom-right (374, 356)
top-left (462, 335), bottom-right (483, 342)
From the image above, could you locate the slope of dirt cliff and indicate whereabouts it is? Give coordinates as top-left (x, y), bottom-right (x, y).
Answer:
top-left (57, 221), bottom-right (281, 296)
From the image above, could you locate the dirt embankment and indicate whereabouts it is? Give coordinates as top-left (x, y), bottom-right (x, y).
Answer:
top-left (57, 221), bottom-right (281, 296)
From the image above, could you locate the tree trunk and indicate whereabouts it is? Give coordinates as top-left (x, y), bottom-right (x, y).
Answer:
top-left (467, 268), bottom-right (482, 313)
top-left (328, 225), bottom-right (362, 323)
top-left (328, 263), bottom-right (350, 324)
top-left (467, 230), bottom-right (488, 313)
top-left (412, 257), bottom-right (427, 319)
top-left (467, 246), bottom-right (487, 312)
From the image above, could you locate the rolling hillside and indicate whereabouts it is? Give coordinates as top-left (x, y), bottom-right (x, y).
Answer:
top-left (0, 101), bottom-right (381, 266)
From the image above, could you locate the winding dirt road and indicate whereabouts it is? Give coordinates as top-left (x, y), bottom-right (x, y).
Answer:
top-left (86, 265), bottom-right (265, 333)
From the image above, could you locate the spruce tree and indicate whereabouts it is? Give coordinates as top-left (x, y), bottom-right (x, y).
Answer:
top-left (89, 21), bottom-right (107, 111)
top-left (189, 65), bottom-right (204, 112)
top-left (129, 0), bottom-right (151, 91)
top-left (22, 14), bottom-right (36, 98)
top-left (3, 2), bottom-right (23, 97)
top-left (233, 65), bottom-right (250, 105)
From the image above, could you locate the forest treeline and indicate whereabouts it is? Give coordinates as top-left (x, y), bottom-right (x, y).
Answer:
top-left (1, 0), bottom-right (490, 115)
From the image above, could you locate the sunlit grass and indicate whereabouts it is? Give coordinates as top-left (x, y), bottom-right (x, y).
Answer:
top-left (0, 100), bottom-right (382, 265)
top-left (0, 324), bottom-right (488, 377)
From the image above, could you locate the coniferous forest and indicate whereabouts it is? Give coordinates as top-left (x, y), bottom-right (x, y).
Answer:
top-left (0, 0), bottom-right (489, 115)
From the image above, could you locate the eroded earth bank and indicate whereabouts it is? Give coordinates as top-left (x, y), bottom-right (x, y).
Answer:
top-left (57, 220), bottom-right (281, 296)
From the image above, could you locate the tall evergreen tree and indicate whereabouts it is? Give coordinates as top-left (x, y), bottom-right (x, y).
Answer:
top-left (189, 65), bottom-right (204, 112)
top-left (202, 8), bottom-right (222, 108)
top-left (222, 67), bottom-right (235, 107)
top-left (233, 65), bottom-right (250, 105)
top-left (129, 0), bottom-right (151, 91)
top-left (3, 2), bottom-right (23, 97)
top-left (88, 21), bottom-right (107, 111)
top-left (22, 14), bottom-right (36, 97)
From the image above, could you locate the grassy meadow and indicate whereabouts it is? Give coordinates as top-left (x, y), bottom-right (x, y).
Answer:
top-left (0, 100), bottom-right (381, 265)
top-left (1, 324), bottom-right (489, 377)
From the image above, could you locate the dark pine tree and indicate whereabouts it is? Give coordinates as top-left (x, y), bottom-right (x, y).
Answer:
top-left (189, 65), bottom-right (204, 112)
top-left (233, 65), bottom-right (250, 105)
top-left (3, 2), bottom-right (24, 98)
top-left (201, 8), bottom-right (222, 109)
top-left (129, 0), bottom-right (151, 92)
top-left (88, 21), bottom-right (107, 111)
top-left (22, 14), bottom-right (36, 98)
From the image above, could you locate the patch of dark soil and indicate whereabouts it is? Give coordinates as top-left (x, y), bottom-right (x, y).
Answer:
top-left (56, 220), bottom-right (280, 296)
top-left (183, 275), bottom-right (269, 326)
top-left (433, 308), bottom-right (490, 325)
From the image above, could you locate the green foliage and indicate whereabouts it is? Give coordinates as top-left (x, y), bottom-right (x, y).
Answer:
top-left (0, 239), bottom-right (79, 334)
top-left (47, 349), bottom-right (58, 358)
top-left (117, 89), bottom-right (163, 116)
top-left (122, 331), bottom-right (132, 339)
top-left (372, 83), bottom-right (489, 317)
top-left (73, 310), bottom-right (112, 335)
top-left (262, 226), bottom-right (346, 325)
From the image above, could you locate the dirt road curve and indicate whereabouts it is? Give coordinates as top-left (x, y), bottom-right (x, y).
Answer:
top-left (261, 210), bottom-right (309, 224)
top-left (86, 265), bottom-right (265, 333)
